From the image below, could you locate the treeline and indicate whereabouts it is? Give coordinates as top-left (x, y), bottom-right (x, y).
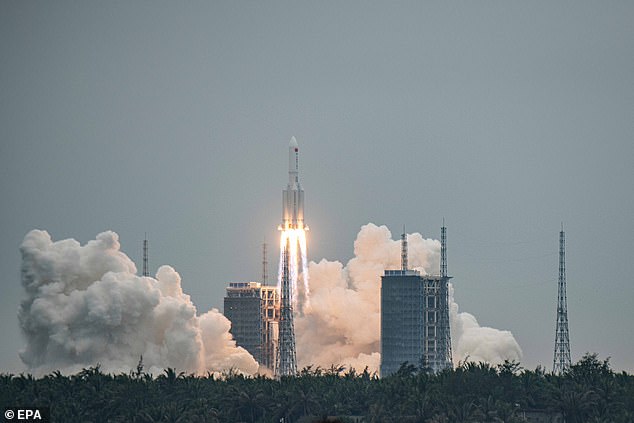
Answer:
top-left (1, 353), bottom-right (633, 423)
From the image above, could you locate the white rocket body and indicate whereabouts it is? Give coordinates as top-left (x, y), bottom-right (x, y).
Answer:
top-left (282, 136), bottom-right (305, 230)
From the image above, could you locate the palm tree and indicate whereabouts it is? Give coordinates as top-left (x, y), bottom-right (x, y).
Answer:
top-left (553, 384), bottom-right (599, 423)
top-left (289, 383), bottom-right (321, 419)
top-left (447, 400), bottom-right (479, 423)
top-left (160, 368), bottom-right (185, 384)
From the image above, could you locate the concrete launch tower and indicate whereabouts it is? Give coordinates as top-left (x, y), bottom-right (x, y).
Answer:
top-left (222, 246), bottom-right (280, 369)
top-left (223, 282), bottom-right (279, 368)
top-left (380, 225), bottom-right (453, 376)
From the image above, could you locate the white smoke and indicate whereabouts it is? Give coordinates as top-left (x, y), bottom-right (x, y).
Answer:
top-left (18, 230), bottom-right (258, 376)
top-left (449, 284), bottom-right (523, 364)
top-left (296, 223), bottom-right (522, 373)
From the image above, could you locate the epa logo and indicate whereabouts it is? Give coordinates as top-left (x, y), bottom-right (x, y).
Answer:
top-left (3, 408), bottom-right (49, 422)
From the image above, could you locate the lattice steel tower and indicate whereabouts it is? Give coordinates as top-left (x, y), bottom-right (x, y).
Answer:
top-left (440, 221), bottom-right (447, 278)
top-left (142, 234), bottom-right (149, 277)
top-left (262, 242), bottom-right (268, 285)
top-left (401, 227), bottom-right (408, 270)
top-left (553, 225), bottom-right (571, 374)
top-left (438, 219), bottom-right (453, 369)
top-left (438, 221), bottom-right (453, 369)
top-left (275, 237), bottom-right (297, 377)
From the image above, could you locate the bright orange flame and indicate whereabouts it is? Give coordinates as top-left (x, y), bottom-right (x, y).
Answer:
top-left (278, 228), bottom-right (310, 310)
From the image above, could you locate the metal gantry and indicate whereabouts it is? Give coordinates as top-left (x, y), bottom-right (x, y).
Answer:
top-left (553, 226), bottom-right (571, 374)
top-left (275, 237), bottom-right (297, 377)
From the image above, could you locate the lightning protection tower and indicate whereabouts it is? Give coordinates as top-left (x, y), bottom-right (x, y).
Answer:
top-left (401, 227), bottom-right (408, 271)
top-left (438, 220), bottom-right (452, 369)
top-left (553, 225), bottom-right (571, 374)
top-left (142, 234), bottom-right (149, 277)
top-left (275, 237), bottom-right (297, 377)
top-left (262, 242), bottom-right (268, 285)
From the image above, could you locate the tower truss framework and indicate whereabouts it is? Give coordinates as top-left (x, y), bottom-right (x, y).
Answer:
top-left (142, 235), bottom-right (149, 277)
top-left (553, 227), bottom-right (571, 374)
top-left (438, 222), bottom-right (452, 369)
top-left (275, 237), bottom-right (297, 377)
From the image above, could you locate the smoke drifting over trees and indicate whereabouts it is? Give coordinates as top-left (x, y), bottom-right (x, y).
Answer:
top-left (17, 225), bottom-right (520, 375)
top-left (18, 230), bottom-right (258, 376)
top-left (296, 223), bottom-right (522, 373)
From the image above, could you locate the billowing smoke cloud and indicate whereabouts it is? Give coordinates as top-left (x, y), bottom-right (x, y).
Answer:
top-left (449, 284), bottom-right (523, 364)
top-left (18, 230), bottom-right (258, 376)
top-left (296, 223), bottom-right (522, 373)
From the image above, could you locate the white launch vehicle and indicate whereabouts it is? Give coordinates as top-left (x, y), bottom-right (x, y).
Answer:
top-left (282, 136), bottom-right (305, 230)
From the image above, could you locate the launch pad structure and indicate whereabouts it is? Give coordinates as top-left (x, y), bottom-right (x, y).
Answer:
top-left (275, 236), bottom-right (297, 376)
top-left (222, 138), bottom-right (305, 376)
top-left (223, 282), bottom-right (279, 369)
top-left (380, 224), bottom-right (453, 376)
top-left (222, 138), bottom-right (575, 378)
top-left (274, 137), bottom-right (305, 378)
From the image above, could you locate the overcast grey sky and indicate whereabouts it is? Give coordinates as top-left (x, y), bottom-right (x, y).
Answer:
top-left (1, 1), bottom-right (633, 373)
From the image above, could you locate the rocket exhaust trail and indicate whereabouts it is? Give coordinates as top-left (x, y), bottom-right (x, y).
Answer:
top-left (299, 230), bottom-right (310, 306)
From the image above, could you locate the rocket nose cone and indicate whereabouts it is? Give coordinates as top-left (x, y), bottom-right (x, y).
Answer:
top-left (289, 136), bottom-right (298, 148)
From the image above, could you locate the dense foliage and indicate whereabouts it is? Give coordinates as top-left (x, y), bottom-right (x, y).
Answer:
top-left (1, 353), bottom-right (632, 422)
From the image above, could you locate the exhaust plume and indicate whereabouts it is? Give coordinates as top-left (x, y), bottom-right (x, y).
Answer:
top-left (450, 283), bottom-right (523, 365)
top-left (18, 230), bottom-right (258, 376)
top-left (296, 223), bottom-right (522, 373)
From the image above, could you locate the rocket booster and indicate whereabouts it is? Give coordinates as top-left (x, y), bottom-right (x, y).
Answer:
top-left (282, 136), bottom-right (305, 230)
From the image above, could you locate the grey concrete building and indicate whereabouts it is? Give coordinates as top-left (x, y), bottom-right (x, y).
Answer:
top-left (380, 227), bottom-right (452, 377)
top-left (223, 282), bottom-right (279, 369)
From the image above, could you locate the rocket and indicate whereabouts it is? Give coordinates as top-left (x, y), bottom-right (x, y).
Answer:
top-left (282, 136), bottom-right (305, 230)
